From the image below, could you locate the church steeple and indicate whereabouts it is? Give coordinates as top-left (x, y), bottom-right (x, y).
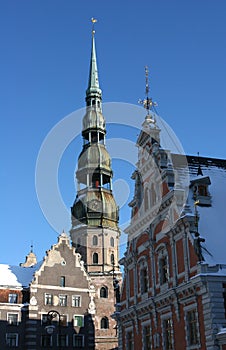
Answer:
top-left (70, 20), bottom-right (121, 349)
top-left (70, 19), bottom-right (120, 270)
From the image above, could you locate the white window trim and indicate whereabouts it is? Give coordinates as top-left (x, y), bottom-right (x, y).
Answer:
top-left (6, 333), bottom-right (19, 347)
top-left (125, 326), bottom-right (134, 350)
top-left (73, 314), bottom-right (84, 327)
top-left (72, 294), bottom-right (82, 307)
top-left (7, 312), bottom-right (19, 326)
top-left (57, 334), bottom-right (69, 347)
top-left (184, 304), bottom-right (201, 349)
top-left (161, 312), bottom-right (174, 350)
top-left (142, 320), bottom-right (152, 350)
top-left (73, 334), bottom-right (85, 347)
top-left (44, 293), bottom-right (53, 305)
top-left (59, 294), bottom-right (67, 306)
top-left (41, 334), bottom-right (52, 347)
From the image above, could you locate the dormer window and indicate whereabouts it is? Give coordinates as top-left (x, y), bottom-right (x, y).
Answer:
top-left (190, 176), bottom-right (211, 207)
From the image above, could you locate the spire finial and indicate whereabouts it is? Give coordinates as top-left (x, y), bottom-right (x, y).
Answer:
top-left (86, 17), bottom-right (102, 102)
top-left (138, 66), bottom-right (157, 122)
top-left (91, 17), bottom-right (97, 36)
top-left (197, 152), bottom-right (203, 176)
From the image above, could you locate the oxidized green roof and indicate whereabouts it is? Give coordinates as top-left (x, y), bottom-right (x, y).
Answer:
top-left (78, 144), bottom-right (111, 172)
top-left (71, 189), bottom-right (119, 229)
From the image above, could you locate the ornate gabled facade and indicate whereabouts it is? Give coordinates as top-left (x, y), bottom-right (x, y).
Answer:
top-left (70, 23), bottom-right (121, 350)
top-left (118, 77), bottom-right (226, 350)
top-left (0, 232), bottom-right (95, 349)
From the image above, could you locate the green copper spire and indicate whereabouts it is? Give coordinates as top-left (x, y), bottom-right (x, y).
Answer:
top-left (86, 19), bottom-right (102, 100)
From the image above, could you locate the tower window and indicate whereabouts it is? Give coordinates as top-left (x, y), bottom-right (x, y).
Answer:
top-left (111, 253), bottom-right (115, 265)
top-left (60, 276), bottom-right (65, 287)
top-left (110, 237), bottom-right (114, 247)
top-left (93, 235), bottom-right (98, 246)
top-left (93, 253), bottom-right (98, 264)
top-left (101, 317), bottom-right (109, 329)
top-left (100, 286), bottom-right (108, 298)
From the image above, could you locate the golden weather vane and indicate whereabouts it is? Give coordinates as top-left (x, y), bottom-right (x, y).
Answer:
top-left (91, 17), bottom-right (97, 35)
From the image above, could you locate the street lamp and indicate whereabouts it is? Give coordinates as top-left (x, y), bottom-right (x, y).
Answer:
top-left (45, 310), bottom-right (61, 349)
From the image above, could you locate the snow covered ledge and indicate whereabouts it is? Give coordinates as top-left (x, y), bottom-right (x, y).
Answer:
top-left (216, 328), bottom-right (226, 349)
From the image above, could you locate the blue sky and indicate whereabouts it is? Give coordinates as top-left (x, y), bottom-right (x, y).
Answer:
top-left (1, 0), bottom-right (226, 265)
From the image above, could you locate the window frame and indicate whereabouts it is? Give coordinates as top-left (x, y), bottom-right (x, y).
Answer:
top-left (92, 235), bottom-right (98, 246)
top-left (44, 293), bottom-right (53, 306)
top-left (7, 313), bottom-right (19, 326)
top-left (41, 334), bottom-right (52, 347)
top-left (73, 334), bottom-right (84, 347)
top-left (100, 316), bottom-right (109, 329)
top-left (73, 315), bottom-right (84, 327)
top-left (60, 276), bottom-right (65, 287)
top-left (162, 318), bottom-right (173, 350)
top-left (72, 295), bottom-right (81, 307)
top-left (185, 307), bottom-right (200, 348)
top-left (57, 334), bottom-right (68, 347)
top-left (126, 330), bottom-right (134, 350)
top-left (93, 252), bottom-right (98, 264)
top-left (6, 333), bottom-right (19, 347)
top-left (142, 324), bottom-right (151, 350)
top-left (100, 286), bottom-right (108, 298)
top-left (59, 294), bottom-right (67, 307)
top-left (8, 293), bottom-right (18, 304)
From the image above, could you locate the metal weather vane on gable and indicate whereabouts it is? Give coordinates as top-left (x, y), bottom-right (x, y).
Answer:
top-left (138, 66), bottom-right (157, 122)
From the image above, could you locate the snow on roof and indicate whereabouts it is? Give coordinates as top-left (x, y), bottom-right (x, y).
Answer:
top-left (185, 156), bottom-right (226, 265)
top-left (0, 262), bottom-right (42, 288)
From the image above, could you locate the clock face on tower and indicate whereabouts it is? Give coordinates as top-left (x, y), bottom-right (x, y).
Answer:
top-left (88, 199), bottom-right (101, 212)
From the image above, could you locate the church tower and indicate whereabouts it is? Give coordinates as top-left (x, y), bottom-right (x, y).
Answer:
top-left (70, 20), bottom-right (121, 350)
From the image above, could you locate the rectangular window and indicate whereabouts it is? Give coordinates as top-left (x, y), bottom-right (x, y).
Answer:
top-left (6, 333), bottom-right (18, 347)
top-left (41, 314), bottom-right (49, 325)
top-left (60, 314), bottom-right (67, 327)
top-left (7, 313), bottom-right (19, 325)
top-left (41, 335), bottom-right (52, 347)
top-left (140, 267), bottom-right (148, 294)
top-left (45, 293), bottom-right (53, 305)
top-left (58, 334), bottom-right (68, 347)
top-left (73, 335), bottom-right (84, 347)
top-left (8, 293), bottom-right (18, 304)
top-left (73, 315), bottom-right (84, 327)
top-left (72, 295), bottom-right (81, 307)
top-left (59, 295), bottom-right (67, 307)
top-left (160, 256), bottom-right (169, 285)
top-left (126, 331), bottom-right (134, 350)
top-left (60, 276), bottom-right (65, 287)
top-left (163, 318), bottom-right (173, 350)
top-left (143, 325), bottom-right (151, 350)
top-left (187, 310), bottom-right (198, 345)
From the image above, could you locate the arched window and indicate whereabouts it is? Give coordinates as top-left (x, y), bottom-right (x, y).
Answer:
top-left (93, 253), bottom-right (98, 264)
top-left (110, 253), bottom-right (115, 265)
top-left (159, 254), bottom-right (169, 285)
top-left (93, 235), bottom-right (98, 246)
top-left (100, 286), bottom-right (108, 298)
top-left (144, 187), bottom-right (149, 211)
top-left (101, 317), bottom-right (109, 329)
top-left (110, 237), bottom-right (114, 247)
top-left (140, 267), bottom-right (148, 294)
top-left (151, 184), bottom-right (156, 205)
